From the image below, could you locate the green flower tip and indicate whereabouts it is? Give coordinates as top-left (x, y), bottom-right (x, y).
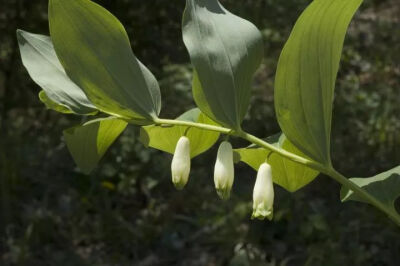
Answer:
top-left (173, 178), bottom-right (186, 190)
top-left (251, 202), bottom-right (273, 221)
top-left (216, 188), bottom-right (231, 200)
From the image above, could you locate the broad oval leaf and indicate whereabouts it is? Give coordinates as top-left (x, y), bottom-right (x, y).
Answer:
top-left (274, 0), bottom-right (362, 165)
top-left (49, 0), bottom-right (161, 121)
top-left (341, 165), bottom-right (400, 222)
top-left (64, 117), bottom-right (128, 174)
top-left (17, 29), bottom-right (96, 115)
top-left (235, 134), bottom-right (319, 192)
top-left (183, 0), bottom-right (264, 129)
top-left (139, 108), bottom-right (220, 158)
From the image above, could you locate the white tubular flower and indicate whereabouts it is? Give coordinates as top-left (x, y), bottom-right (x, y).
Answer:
top-left (214, 141), bottom-right (234, 200)
top-left (171, 136), bottom-right (191, 190)
top-left (252, 162), bottom-right (274, 220)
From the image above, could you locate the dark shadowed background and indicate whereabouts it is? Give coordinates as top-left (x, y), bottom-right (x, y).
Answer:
top-left (0, 0), bottom-right (400, 265)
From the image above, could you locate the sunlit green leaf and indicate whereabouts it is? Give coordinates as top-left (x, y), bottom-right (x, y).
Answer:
top-left (233, 134), bottom-right (280, 170)
top-left (235, 134), bottom-right (319, 192)
top-left (64, 117), bottom-right (128, 174)
top-left (39, 91), bottom-right (73, 114)
top-left (183, 0), bottom-right (263, 129)
top-left (139, 108), bottom-right (220, 158)
top-left (341, 166), bottom-right (400, 218)
top-left (17, 29), bottom-right (96, 115)
top-left (49, 0), bottom-right (161, 121)
top-left (274, 0), bottom-right (362, 165)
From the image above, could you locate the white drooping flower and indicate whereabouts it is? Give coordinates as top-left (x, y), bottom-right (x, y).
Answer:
top-left (171, 136), bottom-right (191, 190)
top-left (252, 162), bottom-right (274, 220)
top-left (214, 141), bottom-right (234, 200)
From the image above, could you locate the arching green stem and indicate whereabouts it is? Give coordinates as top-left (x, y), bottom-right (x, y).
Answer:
top-left (327, 169), bottom-right (400, 226)
top-left (152, 118), bottom-right (400, 226)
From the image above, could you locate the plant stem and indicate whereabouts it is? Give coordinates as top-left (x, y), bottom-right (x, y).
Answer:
top-left (154, 118), bottom-right (322, 170)
top-left (235, 131), bottom-right (325, 171)
top-left (154, 118), bottom-right (232, 134)
top-left (153, 118), bottom-right (400, 225)
top-left (327, 169), bottom-right (400, 226)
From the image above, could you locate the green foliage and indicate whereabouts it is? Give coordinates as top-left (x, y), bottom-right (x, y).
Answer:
top-left (39, 90), bottom-right (99, 115)
top-left (182, 0), bottom-right (264, 129)
top-left (2, 0), bottom-right (400, 265)
top-left (274, 0), bottom-right (363, 165)
top-left (235, 134), bottom-right (319, 192)
top-left (64, 117), bottom-right (128, 174)
top-left (341, 166), bottom-right (400, 219)
top-left (17, 30), bottom-right (96, 115)
top-left (140, 108), bottom-right (220, 158)
top-left (12, 0), bottom-right (400, 229)
top-left (38, 90), bottom-right (73, 114)
top-left (14, 0), bottom-right (399, 226)
top-left (49, 0), bottom-right (161, 121)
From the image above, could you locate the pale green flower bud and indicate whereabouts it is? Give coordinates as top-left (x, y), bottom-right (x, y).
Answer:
top-left (252, 162), bottom-right (274, 220)
top-left (171, 136), bottom-right (191, 190)
top-left (214, 141), bottom-right (234, 200)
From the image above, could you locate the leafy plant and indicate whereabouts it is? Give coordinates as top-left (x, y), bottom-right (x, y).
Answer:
top-left (16, 0), bottom-right (400, 225)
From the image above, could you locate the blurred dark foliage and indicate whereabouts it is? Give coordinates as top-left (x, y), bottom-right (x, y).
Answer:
top-left (0, 0), bottom-right (400, 265)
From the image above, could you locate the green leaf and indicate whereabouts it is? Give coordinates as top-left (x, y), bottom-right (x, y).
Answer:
top-left (139, 108), bottom-right (220, 158)
top-left (39, 91), bottom-right (73, 114)
top-left (64, 117), bottom-right (128, 174)
top-left (17, 29), bottom-right (96, 115)
top-left (274, 0), bottom-right (362, 165)
top-left (233, 134), bottom-right (280, 169)
top-left (341, 166), bottom-right (400, 216)
top-left (183, 0), bottom-right (264, 129)
top-left (235, 134), bottom-right (319, 192)
top-left (49, 0), bottom-right (161, 121)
